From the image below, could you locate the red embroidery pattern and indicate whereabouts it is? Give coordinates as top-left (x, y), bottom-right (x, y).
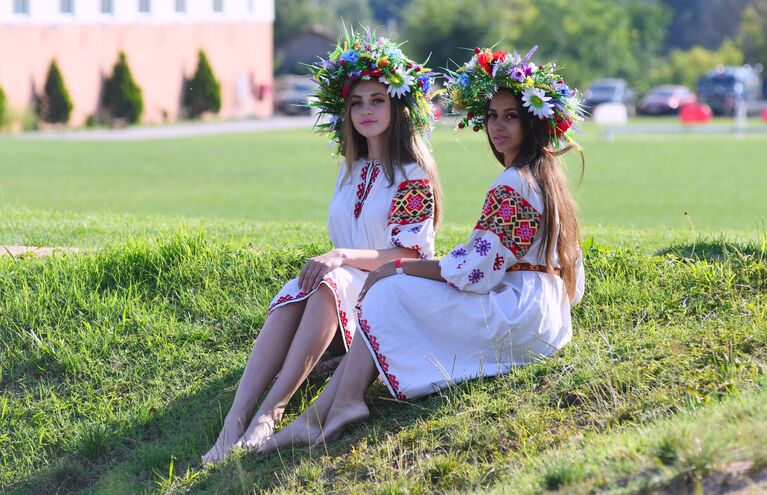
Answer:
top-left (475, 185), bottom-right (541, 259)
top-left (493, 253), bottom-right (505, 271)
top-left (354, 161), bottom-right (380, 218)
top-left (388, 179), bottom-right (434, 226)
top-left (268, 276), bottom-right (353, 348)
top-left (358, 314), bottom-right (407, 401)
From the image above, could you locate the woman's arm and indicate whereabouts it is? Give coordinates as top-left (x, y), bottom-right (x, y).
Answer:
top-left (336, 247), bottom-right (420, 271)
top-left (357, 259), bottom-right (444, 302)
top-left (298, 247), bottom-right (419, 292)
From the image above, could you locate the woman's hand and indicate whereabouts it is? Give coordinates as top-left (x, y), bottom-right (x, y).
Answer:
top-left (357, 262), bottom-right (396, 304)
top-left (298, 250), bottom-right (344, 292)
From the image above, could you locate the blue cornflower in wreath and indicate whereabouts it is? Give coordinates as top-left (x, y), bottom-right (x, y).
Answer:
top-left (443, 45), bottom-right (584, 148)
top-left (306, 25), bottom-right (440, 151)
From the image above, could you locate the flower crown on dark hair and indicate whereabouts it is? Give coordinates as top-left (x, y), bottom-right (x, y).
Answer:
top-left (306, 25), bottom-right (439, 151)
top-left (444, 46), bottom-right (584, 148)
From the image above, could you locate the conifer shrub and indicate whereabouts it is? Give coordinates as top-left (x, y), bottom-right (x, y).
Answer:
top-left (38, 59), bottom-right (73, 124)
top-left (183, 50), bottom-right (222, 119)
top-left (0, 84), bottom-right (8, 129)
top-left (103, 52), bottom-right (144, 124)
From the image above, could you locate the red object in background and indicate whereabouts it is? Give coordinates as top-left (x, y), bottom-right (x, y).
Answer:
top-left (679, 103), bottom-right (713, 123)
top-left (761, 107), bottom-right (767, 122)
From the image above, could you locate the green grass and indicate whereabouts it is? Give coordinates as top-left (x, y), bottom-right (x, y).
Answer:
top-left (2, 127), bottom-right (767, 493)
top-left (1, 126), bottom-right (766, 231)
top-left (1, 232), bottom-right (765, 494)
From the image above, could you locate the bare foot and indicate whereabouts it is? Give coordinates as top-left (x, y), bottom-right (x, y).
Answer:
top-left (201, 419), bottom-right (246, 465)
top-left (258, 412), bottom-right (323, 455)
top-left (234, 415), bottom-right (275, 451)
top-left (312, 401), bottom-right (369, 446)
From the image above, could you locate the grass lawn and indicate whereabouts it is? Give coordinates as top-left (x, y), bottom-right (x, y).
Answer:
top-left (1, 126), bottom-right (766, 494)
top-left (1, 124), bottom-right (766, 233)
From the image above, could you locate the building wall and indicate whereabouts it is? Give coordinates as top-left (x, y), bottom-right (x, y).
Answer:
top-left (1, 0), bottom-right (273, 25)
top-left (0, 1), bottom-right (274, 126)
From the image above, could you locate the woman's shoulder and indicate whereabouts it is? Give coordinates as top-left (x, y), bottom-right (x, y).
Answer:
top-left (489, 166), bottom-right (542, 206)
top-left (396, 162), bottom-right (429, 183)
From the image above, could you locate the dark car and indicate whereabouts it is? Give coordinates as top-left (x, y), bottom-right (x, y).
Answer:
top-left (274, 75), bottom-right (316, 116)
top-left (583, 78), bottom-right (636, 116)
top-left (639, 85), bottom-right (697, 115)
top-left (697, 65), bottom-right (763, 116)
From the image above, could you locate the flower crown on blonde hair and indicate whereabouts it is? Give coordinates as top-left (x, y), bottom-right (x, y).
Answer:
top-left (307, 25), bottom-right (439, 150)
top-left (444, 46), bottom-right (584, 148)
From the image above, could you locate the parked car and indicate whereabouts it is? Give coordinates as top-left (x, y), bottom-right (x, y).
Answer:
top-left (697, 65), bottom-right (763, 116)
top-left (583, 78), bottom-right (636, 116)
top-left (639, 85), bottom-right (697, 115)
top-left (274, 75), bottom-right (316, 116)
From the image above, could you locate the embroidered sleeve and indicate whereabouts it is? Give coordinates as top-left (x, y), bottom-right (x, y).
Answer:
top-left (385, 179), bottom-right (435, 259)
top-left (439, 184), bottom-right (542, 293)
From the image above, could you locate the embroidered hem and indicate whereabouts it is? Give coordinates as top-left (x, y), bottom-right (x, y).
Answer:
top-left (267, 277), bottom-right (353, 349)
top-left (356, 308), bottom-right (408, 401)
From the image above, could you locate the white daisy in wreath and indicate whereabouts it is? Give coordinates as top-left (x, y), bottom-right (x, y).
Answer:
top-left (521, 87), bottom-right (553, 118)
top-left (381, 69), bottom-right (415, 98)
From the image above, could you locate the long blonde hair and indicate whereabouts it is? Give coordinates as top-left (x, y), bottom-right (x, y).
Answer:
top-left (340, 82), bottom-right (443, 228)
top-left (485, 89), bottom-right (582, 301)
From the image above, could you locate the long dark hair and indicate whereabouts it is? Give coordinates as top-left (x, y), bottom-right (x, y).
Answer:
top-left (485, 89), bottom-right (582, 301)
top-left (340, 82), bottom-right (443, 228)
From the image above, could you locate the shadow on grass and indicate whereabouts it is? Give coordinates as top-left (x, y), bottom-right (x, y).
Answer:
top-left (7, 362), bottom-right (438, 495)
top-left (655, 237), bottom-right (766, 262)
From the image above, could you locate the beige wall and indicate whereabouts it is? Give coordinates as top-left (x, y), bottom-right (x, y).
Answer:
top-left (0, 22), bottom-right (273, 126)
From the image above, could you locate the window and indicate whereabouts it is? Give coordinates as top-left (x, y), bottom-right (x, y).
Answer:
top-left (138, 0), bottom-right (151, 13)
top-left (60, 0), bottom-right (75, 14)
top-left (175, 0), bottom-right (186, 13)
top-left (213, 0), bottom-right (224, 13)
top-left (13, 0), bottom-right (29, 14)
top-left (101, 0), bottom-right (113, 14)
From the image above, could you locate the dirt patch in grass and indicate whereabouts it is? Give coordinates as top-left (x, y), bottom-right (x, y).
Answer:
top-left (0, 245), bottom-right (80, 257)
top-left (660, 462), bottom-right (767, 495)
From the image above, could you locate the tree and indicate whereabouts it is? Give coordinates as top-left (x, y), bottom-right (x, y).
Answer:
top-left (39, 59), bottom-right (73, 124)
top-left (183, 50), bottom-right (221, 119)
top-left (103, 52), bottom-right (144, 124)
top-left (661, 0), bottom-right (753, 51)
top-left (649, 40), bottom-right (744, 90)
top-left (737, 0), bottom-right (767, 65)
top-left (0, 84), bottom-right (8, 129)
top-left (507, 0), bottom-right (670, 92)
top-left (401, 0), bottom-right (507, 71)
top-left (274, 0), bottom-right (334, 48)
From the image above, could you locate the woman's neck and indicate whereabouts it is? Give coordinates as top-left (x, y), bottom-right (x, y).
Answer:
top-left (366, 135), bottom-right (385, 162)
top-left (503, 151), bottom-right (518, 169)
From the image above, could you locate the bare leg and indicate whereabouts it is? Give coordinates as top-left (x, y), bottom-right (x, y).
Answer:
top-left (313, 336), bottom-right (378, 445)
top-left (201, 301), bottom-right (305, 465)
top-left (258, 354), bottom-right (349, 454)
top-left (235, 285), bottom-right (339, 451)
top-left (260, 335), bottom-right (379, 454)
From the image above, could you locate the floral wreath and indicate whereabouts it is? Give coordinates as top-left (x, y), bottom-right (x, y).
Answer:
top-left (306, 26), bottom-right (439, 150)
top-left (444, 46), bottom-right (584, 148)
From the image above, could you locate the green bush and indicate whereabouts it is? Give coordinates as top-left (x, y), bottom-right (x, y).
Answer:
top-left (183, 50), bottom-right (221, 119)
top-left (103, 51), bottom-right (144, 124)
top-left (0, 83), bottom-right (8, 130)
top-left (38, 59), bottom-right (73, 124)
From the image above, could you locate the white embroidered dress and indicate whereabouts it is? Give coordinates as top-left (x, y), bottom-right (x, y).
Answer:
top-left (268, 159), bottom-right (436, 349)
top-left (356, 166), bottom-right (585, 400)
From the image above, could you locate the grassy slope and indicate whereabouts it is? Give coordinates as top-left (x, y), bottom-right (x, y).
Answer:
top-left (1, 128), bottom-right (766, 493)
top-left (1, 233), bottom-right (765, 494)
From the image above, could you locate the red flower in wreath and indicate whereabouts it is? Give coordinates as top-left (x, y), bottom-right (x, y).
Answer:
top-left (546, 115), bottom-right (573, 137)
top-left (477, 49), bottom-right (494, 73)
top-left (493, 50), bottom-right (507, 63)
top-left (341, 81), bottom-right (352, 100)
